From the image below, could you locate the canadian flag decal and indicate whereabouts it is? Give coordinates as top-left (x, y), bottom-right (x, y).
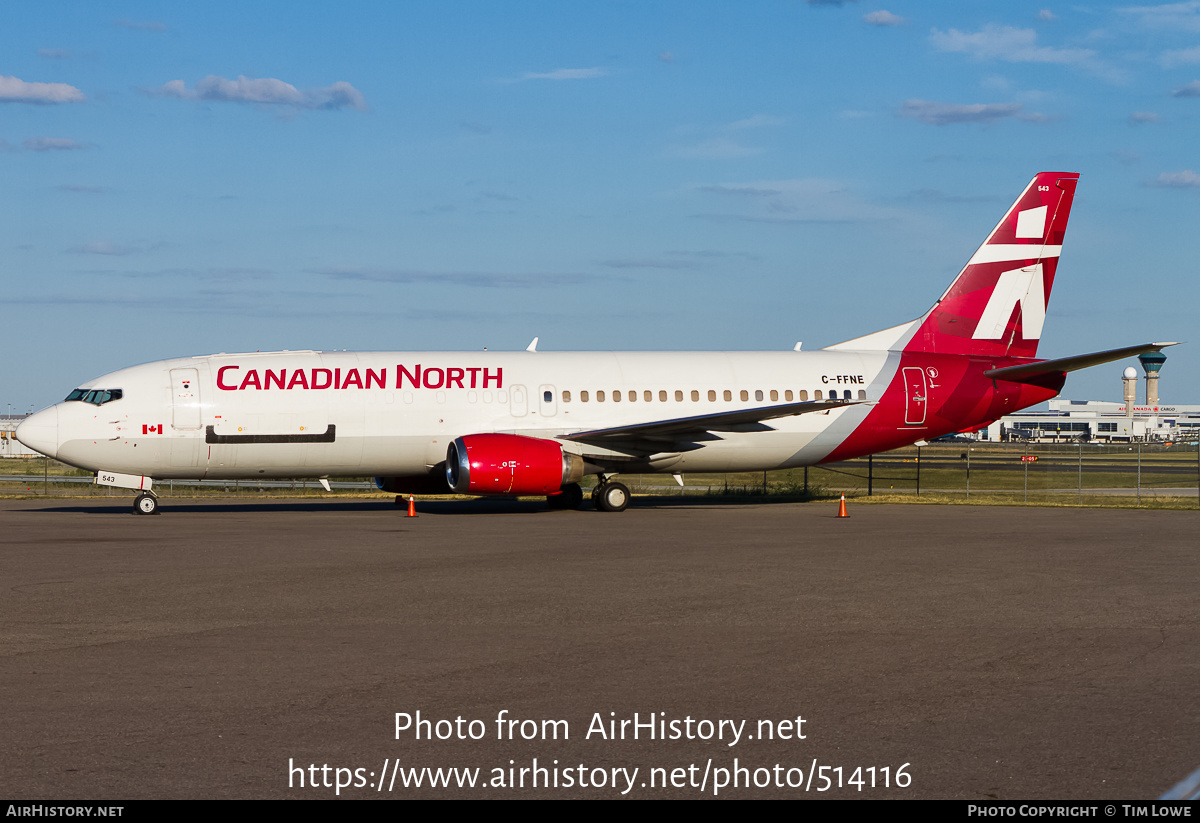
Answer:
top-left (142, 424), bottom-right (163, 435)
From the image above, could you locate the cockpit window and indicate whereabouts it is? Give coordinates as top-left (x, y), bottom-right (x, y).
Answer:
top-left (64, 388), bottom-right (123, 405)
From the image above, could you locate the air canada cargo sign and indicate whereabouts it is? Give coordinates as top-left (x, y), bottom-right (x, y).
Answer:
top-left (216, 364), bottom-right (503, 392)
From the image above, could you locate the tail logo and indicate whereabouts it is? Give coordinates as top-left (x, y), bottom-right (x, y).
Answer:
top-left (1015, 205), bottom-right (1048, 238)
top-left (972, 264), bottom-right (1045, 341)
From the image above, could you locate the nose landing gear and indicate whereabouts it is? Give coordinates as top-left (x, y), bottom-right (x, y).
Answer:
top-left (133, 492), bottom-right (160, 515)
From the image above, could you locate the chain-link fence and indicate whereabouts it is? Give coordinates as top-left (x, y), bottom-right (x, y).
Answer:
top-left (621, 442), bottom-right (1200, 506)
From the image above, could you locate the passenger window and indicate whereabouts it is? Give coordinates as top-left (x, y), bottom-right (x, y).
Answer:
top-left (755, 390), bottom-right (764, 401)
top-left (581, 390), bottom-right (589, 402)
top-left (707, 390), bottom-right (716, 402)
top-left (770, 390), bottom-right (778, 401)
top-left (740, 390), bottom-right (749, 401)
top-left (659, 390), bottom-right (667, 402)
top-left (785, 390), bottom-right (793, 401)
top-left (798, 390), bottom-right (808, 401)
top-left (675, 390), bottom-right (683, 401)
top-left (563, 390), bottom-right (571, 402)
top-left (597, 390), bottom-right (605, 402)
top-left (613, 390), bottom-right (621, 402)
top-left (815, 390), bottom-right (823, 400)
top-left (858, 390), bottom-right (866, 400)
top-left (723, 390), bottom-right (732, 401)
top-left (691, 390), bottom-right (699, 402)
top-left (629, 390), bottom-right (636, 402)
top-left (646, 390), bottom-right (654, 402)
top-left (544, 390), bottom-right (552, 403)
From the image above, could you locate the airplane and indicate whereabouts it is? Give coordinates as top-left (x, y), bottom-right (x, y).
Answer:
top-left (16, 171), bottom-right (1175, 515)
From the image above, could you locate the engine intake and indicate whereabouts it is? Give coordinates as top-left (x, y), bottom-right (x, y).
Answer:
top-left (446, 434), bottom-right (584, 495)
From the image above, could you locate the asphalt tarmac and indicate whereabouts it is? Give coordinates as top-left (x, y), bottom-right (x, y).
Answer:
top-left (2, 496), bottom-right (1197, 800)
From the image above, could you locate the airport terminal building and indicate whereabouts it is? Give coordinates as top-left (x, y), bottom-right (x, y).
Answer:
top-left (982, 353), bottom-right (1198, 443)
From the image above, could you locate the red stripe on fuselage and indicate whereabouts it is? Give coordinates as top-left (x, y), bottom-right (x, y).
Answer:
top-left (822, 352), bottom-right (1063, 462)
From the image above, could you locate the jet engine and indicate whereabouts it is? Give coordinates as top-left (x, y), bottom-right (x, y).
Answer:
top-left (446, 434), bottom-right (585, 495)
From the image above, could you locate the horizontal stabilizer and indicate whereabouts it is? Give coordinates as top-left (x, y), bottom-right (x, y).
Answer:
top-left (983, 342), bottom-right (1179, 384)
top-left (562, 398), bottom-right (869, 445)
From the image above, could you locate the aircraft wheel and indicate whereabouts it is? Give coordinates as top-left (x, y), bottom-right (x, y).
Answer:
top-left (595, 481), bottom-right (630, 513)
top-left (134, 493), bottom-right (159, 516)
top-left (548, 483), bottom-right (584, 510)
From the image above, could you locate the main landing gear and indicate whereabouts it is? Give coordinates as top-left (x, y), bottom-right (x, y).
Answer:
top-left (133, 492), bottom-right (160, 516)
top-left (546, 478), bottom-right (630, 512)
top-left (591, 478), bottom-right (630, 513)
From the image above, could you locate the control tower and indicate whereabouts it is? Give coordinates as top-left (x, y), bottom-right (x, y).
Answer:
top-left (1138, 351), bottom-right (1167, 407)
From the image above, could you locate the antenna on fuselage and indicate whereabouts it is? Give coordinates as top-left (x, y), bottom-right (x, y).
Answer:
top-left (527, 337), bottom-right (539, 352)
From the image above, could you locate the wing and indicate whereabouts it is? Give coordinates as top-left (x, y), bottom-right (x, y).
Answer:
top-left (560, 398), bottom-right (870, 455)
top-left (984, 342), bottom-right (1178, 384)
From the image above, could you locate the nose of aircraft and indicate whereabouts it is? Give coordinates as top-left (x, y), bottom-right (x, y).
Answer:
top-left (16, 406), bottom-right (59, 459)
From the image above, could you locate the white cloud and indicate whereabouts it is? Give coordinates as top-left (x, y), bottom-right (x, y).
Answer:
top-left (149, 75), bottom-right (368, 111)
top-left (313, 267), bottom-right (581, 288)
top-left (1146, 169), bottom-right (1200, 187)
top-left (0, 75), bottom-right (86, 104)
top-left (1161, 45), bottom-right (1200, 66)
top-left (1118, 2), bottom-right (1200, 33)
top-left (114, 19), bottom-right (167, 32)
top-left (864, 10), bottom-right (904, 26)
top-left (725, 114), bottom-right (785, 130)
top-left (693, 178), bottom-right (911, 225)
top-left (1037, 9), bottom-right (1058, 21)
top-left (599, 258), bottom-right (699, 270)
top-left (23, 137), bottom-right (87, 152)
top-left (671, 137), bottom-right (763, 158)
top-left (931, 24), bottom-right (1096, 65)
top-left (38, 48), bottom-right (73, 59)
top-left (1172, 80), bottom-right (1200, 96)
top-left (1128, 111), bottom-right (1161, 124)
top-left (668, 114), bottom-right (782, 159)
top-left (70, 241), bottom-right (136, 256)
top-left (517, 68), bottom-right (607, 81)
top-left (897, 99), bottom-right (1043, 125)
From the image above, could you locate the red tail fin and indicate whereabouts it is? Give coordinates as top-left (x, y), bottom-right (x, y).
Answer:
top-left (907, 172), bottom-right (1079, 358)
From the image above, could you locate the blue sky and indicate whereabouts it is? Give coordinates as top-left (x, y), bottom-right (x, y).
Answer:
top-left (4, 1), bottom-right (1198, 412)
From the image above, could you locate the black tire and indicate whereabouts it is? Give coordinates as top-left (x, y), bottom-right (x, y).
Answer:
top-left (134, 493), bottom-right (159, 516)
top-left (548, 483), bottom-right (584, 510)
top-left (595, 482), bottom-right (630, 513)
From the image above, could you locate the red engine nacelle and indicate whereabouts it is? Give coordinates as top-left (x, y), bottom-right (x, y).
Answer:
top-left (446, 434), bottom-right (585, 495)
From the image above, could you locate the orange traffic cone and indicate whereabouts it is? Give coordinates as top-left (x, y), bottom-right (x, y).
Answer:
top-left (836, 494), bottom-right (848, 518)
top-left (406, 495), bottom-right (418, 517)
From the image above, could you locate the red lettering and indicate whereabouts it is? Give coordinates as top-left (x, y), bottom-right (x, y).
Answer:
top-left (366, 368), bottom-right (386, 389)
top-left (265, 369), bottom-right (286, 390)
top-left (466, 367), bottom-right (481, 388)
top-left (342, 368), bottom-right (363, 389)
top-left (397, 364), bottom-right (421, 388)
top-left (423, 367), bottom-right (445, 389)
top-left (287, 370), bottom-right (309, 390)
top-left (333, 367), bottom-right (341, 389)
top-left (483, 367), bottom-right (502, 388)
top-left (239, 370), bottom-right (262, 390)
top-left (446, 367), bottom-right (464, 389)
top-left (311, 368), bottom-right (333, 390)
top-left (217, 365), bottom-right (240, 390)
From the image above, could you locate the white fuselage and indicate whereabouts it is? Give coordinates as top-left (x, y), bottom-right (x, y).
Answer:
top-left (34, 348), bottom-right (898, 480)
